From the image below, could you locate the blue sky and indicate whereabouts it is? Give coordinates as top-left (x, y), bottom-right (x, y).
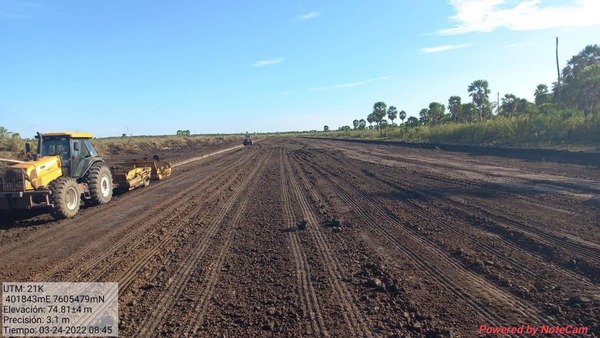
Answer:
top-left (1, 0), bottom-right (599, 137)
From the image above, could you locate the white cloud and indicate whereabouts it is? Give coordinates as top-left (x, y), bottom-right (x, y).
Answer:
top-left (438, 0), bottom-right (600, 35)
top-left (251, 58), bottom-right (284, 68)
top-left (309, 76), bottom-right (393, 92)
top-left (293, 11), bottom-right (321, 22)
top-left (421, 44), bottom-right (471, 53)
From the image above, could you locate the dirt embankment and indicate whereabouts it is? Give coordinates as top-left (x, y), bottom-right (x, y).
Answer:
top-left (96, 135), bottom-right (244, 163)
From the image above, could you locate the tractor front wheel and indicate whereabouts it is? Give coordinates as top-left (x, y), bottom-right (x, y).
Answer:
top-left (50, 177), bottom-right (81, 219)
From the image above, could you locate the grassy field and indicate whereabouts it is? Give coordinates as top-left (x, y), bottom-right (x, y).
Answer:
top-left (317, 112), bottom-right (600, 152)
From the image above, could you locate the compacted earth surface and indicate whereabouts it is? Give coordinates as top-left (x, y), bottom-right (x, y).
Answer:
top-left (1, 137), bottom-right (598, 337)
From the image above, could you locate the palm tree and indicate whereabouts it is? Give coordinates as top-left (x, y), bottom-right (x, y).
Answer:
top-left (399, 110), bottom-right (406, 124)
top-left (372, 102), bottom-right (387, 135)
top-left (448, 96), bottom-right (462, 122)
top-left (558, 45), bottom-right (600, 114)
top-left (387, 106), bottom-right (398, 125)
top-left (562, 44), bottom-right (600, 83)
top-left (428, 102), bottom-right (445, 125)
top-left (461, 103), bottom-right (478, 123)
top-left (419, 108), bottom-right (430, 125)
top-left (0, 127), bottom-right (9, 138)
top-left (534, 84), bottom-right (550, 106)
top-left (501, 94), bottom-right (518, 117)
top-left (406, 116), bottom-right (419, 127)
top-left (468, 79), bottom-right (491, 122)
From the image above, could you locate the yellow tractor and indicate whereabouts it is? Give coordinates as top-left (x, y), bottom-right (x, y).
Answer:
top-left (0, 131), bottom-right (171, 219)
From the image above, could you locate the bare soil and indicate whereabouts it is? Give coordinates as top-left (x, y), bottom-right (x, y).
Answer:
top-left (1, 137), bottom-right (598, 337)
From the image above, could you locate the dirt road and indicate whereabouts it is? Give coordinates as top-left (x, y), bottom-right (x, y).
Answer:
top-left (1, 137), bottom-right (598, 337)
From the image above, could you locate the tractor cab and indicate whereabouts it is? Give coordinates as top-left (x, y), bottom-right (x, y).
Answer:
top-left (33, 132), bottom-right (100, 178)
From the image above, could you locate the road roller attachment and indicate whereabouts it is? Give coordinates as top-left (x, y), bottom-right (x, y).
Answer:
top-left (110, 155), bottom-right (172, 191)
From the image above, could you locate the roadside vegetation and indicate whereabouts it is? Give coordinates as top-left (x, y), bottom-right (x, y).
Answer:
top-left (325, 44), bottom-right (600, 149)
top-left (0, 127), bottom-right (25, 160)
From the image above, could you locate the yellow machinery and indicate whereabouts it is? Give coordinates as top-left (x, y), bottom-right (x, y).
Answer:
top-left (110, 156), bottom-right (172, 191)
top-left (1, 156), bottom-right (63, 192)
top-left (0, 132), bottom-right (172, 219)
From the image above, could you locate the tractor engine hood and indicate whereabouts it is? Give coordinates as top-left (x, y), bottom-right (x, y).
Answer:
top-left (2, 156), bottom-right (63, 191)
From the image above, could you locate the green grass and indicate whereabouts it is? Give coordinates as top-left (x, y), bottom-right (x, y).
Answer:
top-left (314, 112), bottom-right (600, 150)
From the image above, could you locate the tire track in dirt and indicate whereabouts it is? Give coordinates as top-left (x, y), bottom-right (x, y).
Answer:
top-left (296, 150), bottom-right (561, 329)
top-left (135, 148), bottom-right (272, 337)
top-left (287, 150), bottom-right (372, 337)
top-left (33, 148), bottom-right (256, 282)
top-left (88, 148), bottom-right (261, 290)
top-left (41, 148), bottom-right (263, 335)
top-left (368, 170), bottom-right (600, 292)
top-left (403, 166), bottom-right (600, 260)
top-left (39, 147), bottom-right (259, 330)
top-left (279, 146), bottom-right (329, 337)
top-left (330, 141), bottom-right (600, 191)
top-left (326, 141), bottom-right (600, 283)
top-left (335, 143), bottom-right (600, 255)
top-left (174, 149), bottom-right (275, 335)
top-left (357, 153), bottom-right (600, 283)
top-left (459, 197), bottom-right (600, 261)
top-left (181, 152), bottom-right (269, 336)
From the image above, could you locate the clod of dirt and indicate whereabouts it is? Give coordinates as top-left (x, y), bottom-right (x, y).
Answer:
top-left (366, 277), bottom-right (386, 291)
top-left (387, 282), bottom-right (399, 292)
top-left (262, 320), bottom-right (275, 331)
top-left (324, 217), bottom-right (347, 228)
top-left (411, 321), bottom-right (423, 330)
top-left (297, 219), bottom-right (308, 230)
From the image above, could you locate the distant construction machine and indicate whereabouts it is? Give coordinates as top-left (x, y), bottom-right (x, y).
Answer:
top-left (243, 135), bottom-right (254, 146)
top-left (0, 131), bottom-right (171, 219)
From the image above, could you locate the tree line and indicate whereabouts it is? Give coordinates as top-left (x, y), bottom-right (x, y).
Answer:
top-left (328, 44), bottom-right (600, 133)
top-left (0, 127), bottom-right (24, 153)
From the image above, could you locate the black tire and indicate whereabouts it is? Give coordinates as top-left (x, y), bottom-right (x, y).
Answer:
top-left (86, 162), bottom-right (113, 205)
top-left (50, 177), bottom-right (80, 219)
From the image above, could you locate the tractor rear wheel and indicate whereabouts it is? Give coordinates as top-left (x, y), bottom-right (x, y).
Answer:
top-left (87, 162), bottom-right (113, 205)
top-left (50, 177), bottom-right (80, 219)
